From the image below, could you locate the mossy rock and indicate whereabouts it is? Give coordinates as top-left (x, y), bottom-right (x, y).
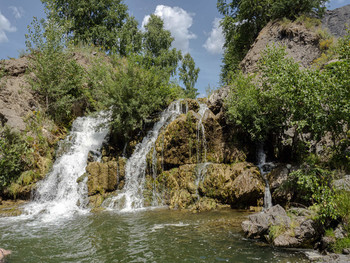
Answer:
top-left (151, 162), bottom-right (264, 210)
top-left (0, 200), bottom-right (27, 217)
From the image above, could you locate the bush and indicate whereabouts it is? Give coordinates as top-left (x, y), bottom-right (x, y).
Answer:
top-left (0, 127), bottom-right (29, 190)
top-left (26, 17), bottom-right (87, 126)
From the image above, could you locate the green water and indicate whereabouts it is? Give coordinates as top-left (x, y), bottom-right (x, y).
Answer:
top-left (0, 209), bottom-right (307, 263)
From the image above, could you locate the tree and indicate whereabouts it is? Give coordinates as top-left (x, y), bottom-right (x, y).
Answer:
top-left (142, 14), bottom-right (182, 76)
top-left (179, 53), bottom-right (200, 99)
top-left (41, 0), bottom-right (129, 51)
top-left (26, 17), bottom-right (85, 125)
top-left (217, 0), bottom-right (329, 83)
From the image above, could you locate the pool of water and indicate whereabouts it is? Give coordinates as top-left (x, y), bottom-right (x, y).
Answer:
top-left (0, 208), bottom-right (308, 263)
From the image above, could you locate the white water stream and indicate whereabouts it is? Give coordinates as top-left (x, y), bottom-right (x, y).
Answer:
top-left (197, 103), bottom-right (208, 163)
top-left (257, 145), bottom-right (274, 210)
top-left (23, 112), bottom-right (110, 222)
top-left (105, 100), bottom-right (183, 212)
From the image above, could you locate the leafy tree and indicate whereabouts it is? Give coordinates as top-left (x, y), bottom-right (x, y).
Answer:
top-left (41, 0), bottom-right (128, 51)
top-left (116, 16), bottom-right (143, 56)
top-left (179, 53), bottom-right (200, 99)
top-left (0, 127), bottom-right (28, 191)
top-left (142, 14), bottom-right (182, 76)
top-left (88, 55), bottom-right (181, 144)
top-left (225, 42), bottom-right (349, 154)
top-left (217, 0), bottom-right (329, 82)
top-left (25, 17), bottom-right (86, 125)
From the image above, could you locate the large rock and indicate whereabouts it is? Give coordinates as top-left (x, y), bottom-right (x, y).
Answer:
top-left (242, 205), bottom-right (321, 248)
top-left (241, 205), bottom-right (291, 238)
top-left (202, 162), bottom-right (264, 207)
top-left (152, 107), bottom-right (245, 171)
top-left (322, 4), bottom-right (350, 38)
top-left (156, 162), bottom-right (264, 210)
top-left (333, 175), bottom-right (350, 191)
top-left (0, 57), bottom-right (39, 131)
top-left (240, 20), bottom-right (321, 74)
top-left (86, 159), bottom-right (126, 196)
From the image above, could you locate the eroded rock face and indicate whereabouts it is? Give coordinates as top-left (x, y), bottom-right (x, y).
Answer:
top-left (151, 162), bottom-right (264, 211)
top-left (0, 57), bottom-right (39, 131)
top-left (322, 4), bottom-right (350, 38)
top-left (86, 158), bottom-right (126, 196)
top-left (202, 162), bottom-right (264, 207)
top-left (240, 20), bottom-right (322, 74)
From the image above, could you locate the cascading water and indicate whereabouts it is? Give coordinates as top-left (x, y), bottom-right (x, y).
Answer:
top-left (105, 100), bottom-right (183, 212)
top-left (197, 103), bottom-right (208, 163)
top-left (256, 144), bottom-right (274, 210)
top-left (23, 112), bottom-right (110, 221)
top-left (195, 162), bottom-right (211, 200)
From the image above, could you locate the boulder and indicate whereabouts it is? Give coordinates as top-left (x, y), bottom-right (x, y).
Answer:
top-left (322, 4), bottom-right (350, 38)
top-left (333, 175), bottom-right (350, 191)
top-left (152, 162), bottom-right (264, 210)
top-left (241, 205), bottom-right (291, 239)
top-left (201, 162), bottom-right (264, 208)
top-left (240, 20), bottom-right (321, 74)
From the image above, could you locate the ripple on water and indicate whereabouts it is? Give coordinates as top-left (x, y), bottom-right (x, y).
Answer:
top-left (0, 209), bottom-right (308, 263)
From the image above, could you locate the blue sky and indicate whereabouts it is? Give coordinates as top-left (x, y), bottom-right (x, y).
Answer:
top-left (0, 0), bottom-right (349, 96)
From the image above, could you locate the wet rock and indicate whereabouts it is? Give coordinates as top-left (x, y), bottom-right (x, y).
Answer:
top-left (201, 162), bottom-right (264, 208)
top-left (86, 159), bottom-right (126, 196)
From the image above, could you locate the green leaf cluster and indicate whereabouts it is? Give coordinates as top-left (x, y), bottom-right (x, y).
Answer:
top-left (0, 127), bottom-right (29, 190)
top-left (26, 17), bottom-right (86, 126)
top-left (225, 41), bottom-right (350, 156)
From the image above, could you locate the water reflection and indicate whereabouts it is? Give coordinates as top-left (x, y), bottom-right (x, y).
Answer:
top-left (0, 209), bottom-right (307, 263)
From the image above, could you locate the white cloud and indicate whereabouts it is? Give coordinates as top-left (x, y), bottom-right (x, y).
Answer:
top-left (0, 11), bottom-right (17, 43)
top-left (203, 18), bottom-right (225, 55)
top-left (9, 6), bottom-right (25, 19)
top-left (142, 5), bottom-right (196, 53)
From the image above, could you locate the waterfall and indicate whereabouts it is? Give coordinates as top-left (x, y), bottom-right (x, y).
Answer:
top-left (105, 100), bottom-right (183, 211)
top-left (23, 112), bottom-right (110, 221)
top-left (195, 162), bottom-right (211, 200)
top-left (256, 144), bottom-right (274, 210)
top-left (197, 103), bottom-right (208, 163)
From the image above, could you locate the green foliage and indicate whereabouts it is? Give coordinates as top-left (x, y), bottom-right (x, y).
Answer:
top-left (333, 237), bottom-right (350, 253)
top-left (217, 0), bottom-right (329, 82)
top-left (142, 15), bottom-right (182, 76)
top-left (25, 17), bottom-right (86, 125)
top-left (225, 42), bottom-right (350, 158)
top-left (289, 165), bottom-right (338, 225)
top-left (41, 0), bottom-right (129, 51)
top-left (179, 53), bottom-right (200, 99)
top-left (88, 55), bottom-right (181, 143)
top-left (0, 127), bottom-right (29, 190)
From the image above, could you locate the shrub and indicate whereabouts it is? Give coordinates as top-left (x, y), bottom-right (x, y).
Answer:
top-left (0, 127), bottom-right (29, 191)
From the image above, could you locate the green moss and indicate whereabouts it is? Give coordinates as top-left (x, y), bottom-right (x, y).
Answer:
top-left (332, 237), bottom-right (350, 253)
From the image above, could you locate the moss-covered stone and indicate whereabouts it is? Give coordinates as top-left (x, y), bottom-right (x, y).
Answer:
top-left (147, 162), bottom-right (264, 211)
